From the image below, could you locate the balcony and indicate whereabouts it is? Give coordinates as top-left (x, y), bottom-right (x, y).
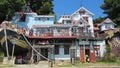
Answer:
top-left (27, 29), bottom-right (76, 39)
top-left (19, 28), bottom-right (106, 39)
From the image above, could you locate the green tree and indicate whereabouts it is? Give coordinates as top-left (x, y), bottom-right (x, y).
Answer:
top-left (101, 0), bottom-right (120, 25)
top-left (0, 0), bottom-right (25, 22)
top-left (0, 0), bottom-right (54, 23)
top-left (29, 0), bottom-right (54, 15)
top-left (94, 17), bottom-right (104, 24)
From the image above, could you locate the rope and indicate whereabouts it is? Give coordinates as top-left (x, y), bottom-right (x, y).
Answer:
top-left (21, 33), bottom-right (51, 62)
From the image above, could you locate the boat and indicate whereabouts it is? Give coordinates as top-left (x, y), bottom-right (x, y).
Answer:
top-left (0, 21), bottom-right (29, 56)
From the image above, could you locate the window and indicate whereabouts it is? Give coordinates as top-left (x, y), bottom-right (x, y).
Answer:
top-left (83, 17), bottom-right (88, 22)
top-left (62, 20), bottom-right (66, 24)
top-left (64, 45), bottom-right (70, 55)
top-left (38, 18), bottom-right (41, 20)
top-left (47, 18), bottom-right (49, 20)
top-left (66, 20), bottom-right (71, 24)
top-left (19, 14), bottom-right (26, 22)
top-left (42, 17), bottom-right (46, 22)
top-left (79, 22), bottom-right (82, 25)
top-left (79, 9), bottom-right (85, 15)
top-left (105, 24), bottom-right (111, 29)
top-left (55, 45), bottom-right (59, 54)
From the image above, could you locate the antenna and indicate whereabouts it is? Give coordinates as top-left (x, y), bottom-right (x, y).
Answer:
top-left (80, 1), bottom-right (83, 7)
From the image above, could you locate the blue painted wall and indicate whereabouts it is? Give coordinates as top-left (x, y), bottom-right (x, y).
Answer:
top-left (11, 13), bottom-right (55, 28)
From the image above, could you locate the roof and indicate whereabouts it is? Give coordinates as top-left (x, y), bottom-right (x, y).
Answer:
top-left (71, 7), bottom-right (94, 16)
top-left (100, 18), bottom-right (116, 26)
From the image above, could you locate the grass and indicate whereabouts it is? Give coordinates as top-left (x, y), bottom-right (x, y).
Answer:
top-left (0, 61), bottom-right (2, 64)
top-left (0, 51), bottom-right (4, 57)
top-left (0, 65), bottom-right (15, 68)
top-left (55, 61), bottom-right (120, 67)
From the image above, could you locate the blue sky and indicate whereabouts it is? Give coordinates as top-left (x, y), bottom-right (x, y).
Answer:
top-left (53, 0), bottom-right (107, 19)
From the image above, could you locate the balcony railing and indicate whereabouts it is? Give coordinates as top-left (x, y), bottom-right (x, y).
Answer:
top-left (15, 28), bottom-right (106, 39)
top-left (28, 30), bottom-right (95, 38)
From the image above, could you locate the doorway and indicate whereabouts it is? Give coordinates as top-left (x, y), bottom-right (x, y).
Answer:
top-left (85, 49), bottom-right (90, 62)
top-left (85, 49), bottom-right (90, 57)
top-left (40, 48), bottom-right (48, 60)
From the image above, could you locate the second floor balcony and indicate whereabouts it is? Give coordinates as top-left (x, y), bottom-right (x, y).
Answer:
top-left (26, 28), bottom-right (95, 39)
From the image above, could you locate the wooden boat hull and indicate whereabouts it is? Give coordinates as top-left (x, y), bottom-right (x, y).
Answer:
top-left (0, 29), bottom-right (29, 56)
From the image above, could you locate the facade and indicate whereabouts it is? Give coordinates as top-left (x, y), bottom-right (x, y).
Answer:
top-left (11, 6), bottom-right (106, 63)
top-left (99, 18), bottom-right (116, 32)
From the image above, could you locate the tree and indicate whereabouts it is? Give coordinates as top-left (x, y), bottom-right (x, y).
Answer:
top-left (0, 0), bottom-right (54, 23)
top-left (29, 0), bottom-right (54, 15)
top-left (0, 0), bottom-right (25, 23)
top-left (93, 17), bottom-right (104, 24)
top-left (101, 0), bottom-right (120, 25)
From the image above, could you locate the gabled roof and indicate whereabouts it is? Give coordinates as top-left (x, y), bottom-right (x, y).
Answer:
top-left (100, 18), bottom-right (116, 26)
top-left (71, 7), bottom-right (94, 16)
top-left (71, 17), bottom-right (89, 28)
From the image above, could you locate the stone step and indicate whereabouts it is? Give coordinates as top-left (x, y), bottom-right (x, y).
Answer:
top-left (2, 57), bottom-right (15, 65)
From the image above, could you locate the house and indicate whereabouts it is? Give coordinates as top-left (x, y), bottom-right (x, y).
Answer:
top-left (11, 5), bottom-right (106, 63)
top-left (99, 18), bottom-right (116, 32)
top-left (58, 7), bottom-right (106, 62)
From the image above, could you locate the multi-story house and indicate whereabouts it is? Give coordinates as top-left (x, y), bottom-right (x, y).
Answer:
top-left (11, 5), bottom-right (106, 63)
top-left (57, 7), bottom-right (106, 62)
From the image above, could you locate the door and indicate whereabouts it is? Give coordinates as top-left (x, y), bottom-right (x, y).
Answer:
top-left (80, 48), bottom-right (86, 62)
top-left (90, 49), bottom-right (96, 62)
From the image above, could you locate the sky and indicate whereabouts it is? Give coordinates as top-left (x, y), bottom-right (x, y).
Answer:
top-left (53, 0), bottom-right (107, 20)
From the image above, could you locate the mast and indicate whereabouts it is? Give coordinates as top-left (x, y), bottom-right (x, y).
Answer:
top-left (3, 21), bottom-right (9, 58)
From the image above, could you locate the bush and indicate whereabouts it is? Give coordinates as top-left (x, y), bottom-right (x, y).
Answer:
top-left (99, 53), bottom-right (117, 62)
